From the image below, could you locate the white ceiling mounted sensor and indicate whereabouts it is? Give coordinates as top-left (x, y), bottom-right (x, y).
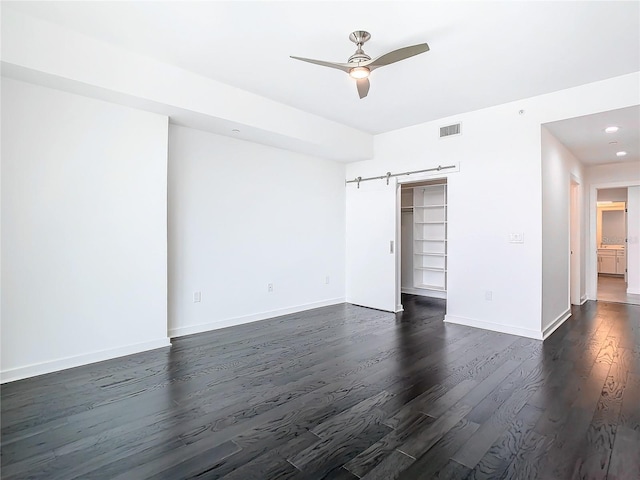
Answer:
top-left (290, 31), bottom-right (430, 99)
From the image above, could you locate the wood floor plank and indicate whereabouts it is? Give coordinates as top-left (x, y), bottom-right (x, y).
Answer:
top-left (114, 439), bottom-right (241, 480)
top-left (608, 426), bottom-right (640, 480)
top-left (359, 450), bottom-right (414, 480)
top-left (0, 450), bottom-right (56, 480)
top-left (536, 361), bottom-right (612, 479)
top-left (430, 459), bottom-right (472, 480)
top-left (396, 402), bottom-right (472, 459)
top-left (534, 359), bottom-right (610, 436)
top-left (65, 434), bottom-right (188, 480)
top-left (287, 421), bottom-right (392, 478)
top-left (343, 413), bottom-right (435, 477)
top-left (466, 356), bottom-right (543, 425)
top-left (619, 371), bottom-right (640, 431)
top-left (311, 390), bottom-right (395, 438)
top-left (451, 357), bottom-right (546, 469)
top-left (221, 455), bottom-right (302, 480)
top-left (456, 358), bottom-right (523, 409)
top-left (183, 415), bottom-right (316, 478)
top-left (219, 433), bottom-right (318, 480)
top-left (396, 418), bottom-right (480, 480)
top-left (465, 403), bottom-right (543, 480)
top-left (569, 346), bottom-right (629, 480)
top-left (313, 466), bottom-right (360, 480)
top-left (381, 331), bottom-right (518, 429)
top-left (500, 429), bottom-right (554, 480)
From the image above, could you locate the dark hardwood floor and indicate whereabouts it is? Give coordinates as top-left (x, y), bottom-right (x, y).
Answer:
top-left (2, 295), bottom-right (639, 479)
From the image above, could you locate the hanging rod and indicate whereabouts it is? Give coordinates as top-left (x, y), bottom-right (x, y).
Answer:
top-left (345, 164), bottom-right (456, 188)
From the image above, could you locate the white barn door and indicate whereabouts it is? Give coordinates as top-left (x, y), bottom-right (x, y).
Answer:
top-left (346, 179), bottom-right (398, 312)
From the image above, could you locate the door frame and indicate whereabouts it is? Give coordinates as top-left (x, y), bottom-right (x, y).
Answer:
top-left (396, 174), bottom-right (451, 312)
top-left (588, 180), bottom-right (639, 300)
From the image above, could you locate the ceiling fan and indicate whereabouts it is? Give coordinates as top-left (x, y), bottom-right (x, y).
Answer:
top-left (290, 31), bottom-right (430, 99)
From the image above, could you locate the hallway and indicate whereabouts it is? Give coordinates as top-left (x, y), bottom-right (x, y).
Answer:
top-left (598, 274), bottom-right (640, 305)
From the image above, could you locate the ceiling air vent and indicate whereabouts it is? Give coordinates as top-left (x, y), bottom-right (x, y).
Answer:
top-left (439, 123), bottom-right (461, 138)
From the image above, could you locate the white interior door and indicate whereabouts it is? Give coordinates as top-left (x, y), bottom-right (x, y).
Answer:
top-left (626, 186), bottom-right (640, 294)
top-left (570, 181), bottom-right (580, 305)
top-left (624, 203), bottom-right (628, 283)
top-left (346, 179), bottom-right (398, 312)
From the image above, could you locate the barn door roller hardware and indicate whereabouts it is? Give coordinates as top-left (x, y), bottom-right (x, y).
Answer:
top-left (346, 164), bottom-right (456, 188)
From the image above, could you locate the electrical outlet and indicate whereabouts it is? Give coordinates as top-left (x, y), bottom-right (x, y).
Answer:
top-left (485, 291), bottom-right (492, 301)
top-left (268, 283), bottom-right (273, 293)
top-left (193, 291), bottom-right (202, 303)
top-left (509, 233), bottom-right (524, 243)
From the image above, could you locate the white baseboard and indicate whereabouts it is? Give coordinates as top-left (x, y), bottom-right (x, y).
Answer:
top-left (0, 338), bottom-right (171, 384)
top-left (580, 295), bottom-right (588, 305)
top-left (627, 287), bottom-right (640, 295)
top-left (444, 314), bottom-right (543, 340)
top-left (542, 309), bottom-right (572, 340)
top-left (401, 287), bottom-right (447, 300)
top-left (169, 297), bottom-right (346, 338)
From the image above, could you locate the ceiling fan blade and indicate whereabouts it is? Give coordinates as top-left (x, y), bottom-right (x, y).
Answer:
top-left (365, 43), bottom-right (430, 70)
top-left (356, 78), bottom-right (370, 99)
top-left (290, 56), bottom-right (352, 73)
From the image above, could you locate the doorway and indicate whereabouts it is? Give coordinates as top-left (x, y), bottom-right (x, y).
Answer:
top-left (398, 179), bottom-right (448, 310)
top-left (591, 185), bottom-right (640, 305)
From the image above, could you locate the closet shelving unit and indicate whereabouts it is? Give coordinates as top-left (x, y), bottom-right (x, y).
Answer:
top-left (412, 183), bottom-right (447, 294)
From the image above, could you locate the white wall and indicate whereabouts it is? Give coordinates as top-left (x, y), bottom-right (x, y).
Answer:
top-left (541, 127), bottom-right (584, 334)
top-left (597, 187), bottom-right (627, 202)
top-left (1, 78), bottom-right (170, 382)
top-left (167, 125), bottom-right (346, 337)
top-left (346, 73), bottom-right (638, 339)
top-left (627, 186), bottom-right (640, 294)
top-left (400, 211), bottom-right (414, 291)
top-left (601, 210), bottom-right (626, 245)
top-left (587, 161), bottom-right (640, 185)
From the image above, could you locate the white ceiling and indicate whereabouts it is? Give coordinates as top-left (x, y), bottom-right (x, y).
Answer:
top-left (6, 1), bottom-right (639, 138)
top-left (544, 106), bottom-right (640, 166)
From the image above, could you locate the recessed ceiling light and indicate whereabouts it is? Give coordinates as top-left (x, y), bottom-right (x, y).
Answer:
top-left (616, 151), bottom-right (627, 157)
top-left (609, 141), bottom-right (618, 145)
top-left (605, 126), bottom-right (619, 133)
top-left (231, 129), bottom-right (240, 133)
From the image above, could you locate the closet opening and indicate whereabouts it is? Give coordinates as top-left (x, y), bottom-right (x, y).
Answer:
top-left (399, 179), bottom-right (448, 309)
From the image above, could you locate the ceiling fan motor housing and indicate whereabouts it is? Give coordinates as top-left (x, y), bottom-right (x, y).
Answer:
top-left (348, 50), bottom-right (371, 64)
top-left (349, 31), bottom-right (371, 46)
top-left (348, 31), bottom-right (372, 64)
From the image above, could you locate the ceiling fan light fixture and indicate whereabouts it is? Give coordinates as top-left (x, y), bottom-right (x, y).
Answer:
top-left (291, 31), bottom-right (429, 98)
top-left (349, 66), bottom-right (370, 79)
